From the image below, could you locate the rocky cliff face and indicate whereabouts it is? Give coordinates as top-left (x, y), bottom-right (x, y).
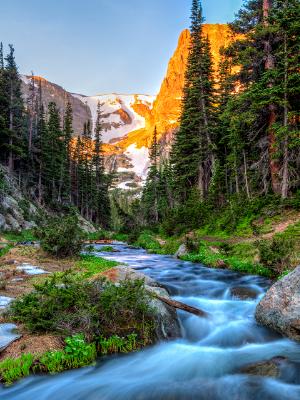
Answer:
top-left (115, 24), bottom-right (236, 160)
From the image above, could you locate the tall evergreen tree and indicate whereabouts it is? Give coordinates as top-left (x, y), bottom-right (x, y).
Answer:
top-left (4, 45), bottom-right (26, 173)
top-left (170, 0), bottom-right (215, 200)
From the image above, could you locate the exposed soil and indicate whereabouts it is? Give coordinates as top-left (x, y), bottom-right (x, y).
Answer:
top-left (0, 333), bottom-right (64, 360)
top-left (0, 246), bottom-right (77, 299)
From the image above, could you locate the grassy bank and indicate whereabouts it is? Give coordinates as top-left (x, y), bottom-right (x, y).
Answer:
top-left (134, 217), bottom-right (300, 279)
top-left (0, 332), bottom-right (141, 385)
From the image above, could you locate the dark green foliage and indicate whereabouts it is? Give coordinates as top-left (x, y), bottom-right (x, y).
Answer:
top-left (138, 0), bottom-right (299, 241)
top-left (257, 236), bottom-right (295, 270)
top-left (170, 0), bottom-right (216, 201)
top-left (35, 212), bottom-right (84, 257)
top-left (9, 272), bottom-right (155, 342)
top-left (0, 44), bottom-right (111, 229)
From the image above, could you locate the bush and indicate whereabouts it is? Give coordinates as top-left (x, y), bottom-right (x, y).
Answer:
top-left (9, 272), bottom-right (155, 342)
top-left (257, 236), bottom-right (295, 271)
top-left (35, 213), bottom-right (84, 257)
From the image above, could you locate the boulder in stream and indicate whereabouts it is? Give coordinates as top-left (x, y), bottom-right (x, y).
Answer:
top-left (255, 266), bottom-right (300, 341)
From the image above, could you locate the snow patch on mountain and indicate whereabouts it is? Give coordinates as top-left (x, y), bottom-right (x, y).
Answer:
top-left (73, 93), bottom-right (155, 143)
top-left (125, 144), bottom-right (149, 179)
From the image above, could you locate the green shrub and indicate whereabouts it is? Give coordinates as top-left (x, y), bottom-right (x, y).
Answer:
top-left (9, 272), bottom-right (155, 342)
top-left (257, 236), bottom-right (295, 270)
top-left (35, 213), bottom-right (84, 257)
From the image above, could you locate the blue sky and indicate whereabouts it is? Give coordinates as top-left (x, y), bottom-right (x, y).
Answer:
top-left (0, 0), bottom-right (244, 95)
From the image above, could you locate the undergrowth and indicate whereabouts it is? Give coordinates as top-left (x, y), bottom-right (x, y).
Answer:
top-left (8, 272), bottom-right (155, 342)
top-left (0, 332), bottom-right (144, 386)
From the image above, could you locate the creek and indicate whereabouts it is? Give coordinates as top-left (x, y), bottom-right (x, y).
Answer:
top-left (1, 243), bottom-right (300, 400)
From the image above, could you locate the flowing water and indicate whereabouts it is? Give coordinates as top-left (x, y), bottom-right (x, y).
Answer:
top-left (1, 243), bottom-right (300, 400)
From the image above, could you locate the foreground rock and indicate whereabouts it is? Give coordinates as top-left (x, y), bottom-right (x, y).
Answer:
top-left (255, 267), bottom-right (300, 341)
top-left (101, 266), bottom-right (182, 341)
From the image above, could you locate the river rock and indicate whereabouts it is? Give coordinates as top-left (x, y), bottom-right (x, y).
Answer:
top-left (240, 357), bottom-right (285, 377)
top-left (255, 266), bottom-right (300, 341)
top-left (230, 286), bottom-right (258, 300)
top-left (175, 244), bottom-right (188, 258)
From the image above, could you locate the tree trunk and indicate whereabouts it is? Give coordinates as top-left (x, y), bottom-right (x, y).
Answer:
top-left (281, 31), bottom-right (289, 199)
top-left (243, 150), bottom-right (250, 199)
top-left (155, 294), bottom-right (209, 318)
top-left (263, 0), bottom-right (281, 195)
top-left (8, 81), bottom-right (13, 173)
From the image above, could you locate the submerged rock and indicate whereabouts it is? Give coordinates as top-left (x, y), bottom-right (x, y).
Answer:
top-left (240, 357), bottom-right (286, 377)
top-left (255, 266), bottom-right (300, 341)
top-left (230, 286), bottom-right (258, 300)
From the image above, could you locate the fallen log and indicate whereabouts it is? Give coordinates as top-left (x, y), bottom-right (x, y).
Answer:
top-left (155, 294), bottom-right (209, 318)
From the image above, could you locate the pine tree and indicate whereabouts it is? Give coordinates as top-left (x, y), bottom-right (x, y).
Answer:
top-left (142, 126), bottom-right (160, 224)
top-left (93, 101), bottom-right (110, 226)
top-left (4, 45), bottom-right (26, 173)
top-left (62, 101), bottom-right (73, 201)
top-left (170, 0), bottom-right (215, 200)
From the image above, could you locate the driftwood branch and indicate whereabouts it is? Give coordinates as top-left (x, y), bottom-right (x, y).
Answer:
top-left (155, 294), bottom-right (209, 318)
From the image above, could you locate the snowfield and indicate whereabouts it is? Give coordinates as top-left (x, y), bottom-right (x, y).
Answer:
top-left (73, 93), bottom-right (155, 143)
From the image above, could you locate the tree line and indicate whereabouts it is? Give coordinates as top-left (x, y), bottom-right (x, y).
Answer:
top-left (139, 0), bottom-right (299, 232)
top-left (0, 45), bottom-right (110, 227)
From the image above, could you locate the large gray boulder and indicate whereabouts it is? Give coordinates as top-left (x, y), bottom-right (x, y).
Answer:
top-left (104, 266), bottom-right (181, 341)
top-left (255, 266), bottom-right (300, 341)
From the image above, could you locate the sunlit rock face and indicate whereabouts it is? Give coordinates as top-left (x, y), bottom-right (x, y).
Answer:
top-left (152, 25), bottom-right (235, 136)
top-left (115, 24), bottom-right (237, 164)
top-left (21, 25), bottom-right (236, 190)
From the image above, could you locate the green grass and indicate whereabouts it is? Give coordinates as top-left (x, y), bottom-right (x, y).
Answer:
top-left (180, 242), bottom-right (272, 278)
top-left (134, 232), bottom-right (162, 253)
top-left (77, 254), bottom-right (119, 277)
top-left (0, 353), bottom-right (34, 385)
top-left (85, 230), bottom-right (128, 242)
top-left (0, 332), bottom-right (144, 385)
top-left (0, 243), bottom-right (13, 257)
top-left (1, 229), bottom-right (37, 243)
top-left (100, 246), bottom-right (115, 252)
